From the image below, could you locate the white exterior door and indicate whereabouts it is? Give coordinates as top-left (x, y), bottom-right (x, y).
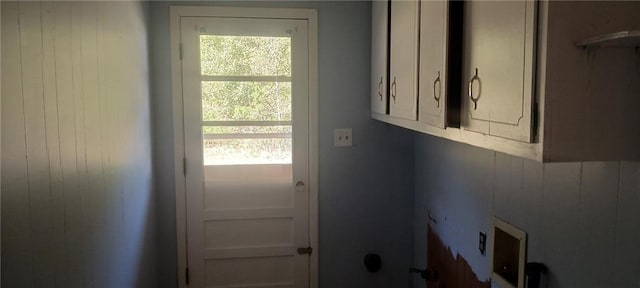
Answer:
top-left (180, 16), bottom-right (311, 288)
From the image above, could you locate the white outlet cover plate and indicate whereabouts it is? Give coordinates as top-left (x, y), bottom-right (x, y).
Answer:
top-left (334, 128), bottom-right (353, 147)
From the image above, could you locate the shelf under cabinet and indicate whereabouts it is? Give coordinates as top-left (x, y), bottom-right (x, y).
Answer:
top-left (575, 30), bottom-right (640, 48)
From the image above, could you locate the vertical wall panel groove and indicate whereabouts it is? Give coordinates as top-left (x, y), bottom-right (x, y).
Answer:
top-left (18, 2), bottom-right (57, 286)
top-left (2, 2), bottom-right (35, 286)
top-left (97, 3), bottom-right (113, 285)
top-left (96, 3), bottom-right (114, 285)
top-left (70, 3), bottom-right (89, 286)
top-left (53, 2), bottom-right (81, 287)
top-left (521, 159), bottom-right (543, 262)
top-left (541, 163), bottom-right (581, 287)
top-left (576, 162), bottom-right (619, 287)
top-left (614, 162), bottom-right (640, 287)
top-left (41, 2), bottom-right (67, 286)
top-left (80, 3), bottom-right (106, 286)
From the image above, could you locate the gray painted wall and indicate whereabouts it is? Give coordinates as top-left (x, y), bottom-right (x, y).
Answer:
top-left (413, 134), bottom-right (640, 288)
top-left (149, 2), bottom-right (415, 288)
top-left (1, 2), bottom-right (157, 287)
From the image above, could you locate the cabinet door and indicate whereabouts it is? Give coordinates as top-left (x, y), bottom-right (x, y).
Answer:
top-left (389, 0), bottom-right (419, 120)
top-left (371, 0), bottom-right (388, 115)
top-left (418, 0), bottom-right (449, 128)
top-left (462, 0), bottom-right (536, 142)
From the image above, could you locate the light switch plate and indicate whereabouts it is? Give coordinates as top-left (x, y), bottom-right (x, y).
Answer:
top-left (334, 128), bottom-right (353, 147)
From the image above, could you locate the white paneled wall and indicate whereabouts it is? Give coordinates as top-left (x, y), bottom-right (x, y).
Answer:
top-left (1, 2), bottom-right (156, 287)
top-left (414, 135), bottom-right (640, 288)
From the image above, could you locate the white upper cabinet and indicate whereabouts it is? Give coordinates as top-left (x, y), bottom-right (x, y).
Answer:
top-left (389, 0), bottom-right (419, 121)
top-left (371, 0), bottom-right (388, 115)
top-left (371, 1), bottom-right (640, 161)
top-left (461, 0), bottom-right (536, 142)
top-left (418, 0), bottom-right (449, 128)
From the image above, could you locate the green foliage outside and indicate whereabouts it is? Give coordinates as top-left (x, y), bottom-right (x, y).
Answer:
top-left (200, 35), bottom-right (291, 76)
top-left (201, 81), bottom-right (291, 123)
top-left (199, 35), bottom-right (293, 165)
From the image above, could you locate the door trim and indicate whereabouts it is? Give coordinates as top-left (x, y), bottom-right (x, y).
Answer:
top-left (169, 6), bottom-right (318, 288)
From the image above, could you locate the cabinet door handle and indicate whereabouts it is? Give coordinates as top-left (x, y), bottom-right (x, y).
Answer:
top-left (468, 68), bottom-right (480, 110)
top-left (391, 77), bottom-right (397, 103)
top-left (433, 71), bottom-right (441, 108)
top-left (378, 76), bottom-right (383, 101)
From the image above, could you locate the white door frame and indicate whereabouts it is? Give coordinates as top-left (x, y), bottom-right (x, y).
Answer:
top-left (169, 6), bottom-right (319, 288)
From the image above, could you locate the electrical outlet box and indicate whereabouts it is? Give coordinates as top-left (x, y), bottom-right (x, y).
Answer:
top-left (334, 128), bottom-right (353, 147)
top-left (479, 232), bottom-right (487, 255)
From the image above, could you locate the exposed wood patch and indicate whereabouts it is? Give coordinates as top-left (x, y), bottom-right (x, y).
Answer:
top-left (427, 225), bottom-right (491, 288)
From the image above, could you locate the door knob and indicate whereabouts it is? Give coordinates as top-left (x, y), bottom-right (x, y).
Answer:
top-left (295, 181), bottom-right (305, 192)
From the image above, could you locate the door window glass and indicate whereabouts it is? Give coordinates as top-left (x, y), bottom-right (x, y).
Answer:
top-left (199, 35), bottom-right (292, 165)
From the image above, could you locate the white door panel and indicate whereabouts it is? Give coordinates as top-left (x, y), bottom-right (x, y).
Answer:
top-left (462, 0), bottom-right (536, 142)
top-left (204, 165), bottom-right (293, 210)
top-left (418, 0), bottom-right (449, 128)
top-left (389, 0), bottom-right (419, 120)
top-left (205, 257), bottom-right (295, 288)
top-left (371, 0), bottom-right (388, 115)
